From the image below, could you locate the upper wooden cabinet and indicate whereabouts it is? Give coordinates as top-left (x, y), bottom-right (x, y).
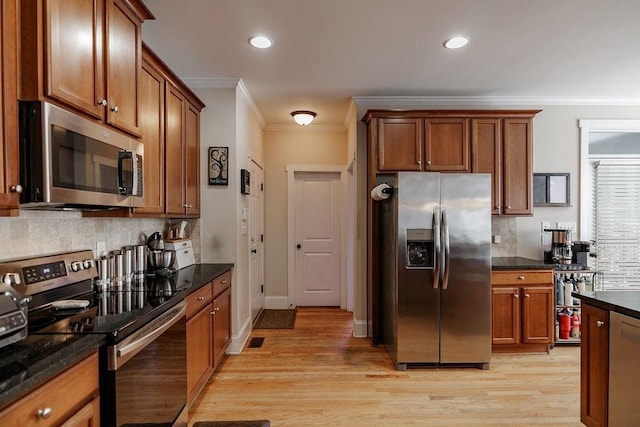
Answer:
top-left (370, 113), bottom-right (469, 172)
top-left (0, 0), bottom-right (19, 216)
top-left (20, 0), bottom-right (154, 136)
top-left (471, 115), bottom-right (538, 215)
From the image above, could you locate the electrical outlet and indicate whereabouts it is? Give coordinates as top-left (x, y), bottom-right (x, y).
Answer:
top-left (492, 235), bottom-right (501, 244)
top-left (541, 233), bottom-right (551, 246)
top-left (541, 221), bottom-right (550, 232)
top-left (556, 222), bottom-right (576, 232)
top-left (96, 241), bottom-right (106, 257)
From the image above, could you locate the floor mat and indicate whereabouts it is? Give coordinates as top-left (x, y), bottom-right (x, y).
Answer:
top-left (253, 309), bottom-right (297, 329)
top-left (248, 337), bottom-right (265, 348)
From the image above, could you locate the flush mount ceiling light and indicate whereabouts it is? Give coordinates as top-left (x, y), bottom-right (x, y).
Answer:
top-left (443, 36), bottom-right (469, 49)
top-left (249, 35), bottom-right (273, 49)
top-left (291, 110), bottom-right (316, 126)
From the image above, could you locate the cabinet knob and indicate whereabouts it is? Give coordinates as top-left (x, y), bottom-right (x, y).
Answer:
top-left (417, 160), bottom-right (421, 165)
top-left (513, 294), bottom-right (520, 299)
top-left (507, 205), bottom-right (512, 209)
top-left (111, 105), bottom-right (119, 113)
top-left (197, 296), bottom-right (204, 301)
top-left (221, 280), bottom-right (227, 285)
top-left (597, 320), bottom-right (605, 327)
top-left (518, 276), bottom-right (525, 280)
top-left (524, 294), bottom-right (530, 298)
top-left (37, 407), bottom-right (53, 419)
top-left (97, 99), bottom-right (107, 106)
top-left (10, 184), bottom-right (23, 193)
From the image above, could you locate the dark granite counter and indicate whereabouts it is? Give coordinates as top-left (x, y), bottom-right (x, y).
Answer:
top-left (573, 290), bottom-right (640, 320)
top-left (492, 257), bottom-right (552, 270)
top-left (0, 263), bottom-right (233, 411)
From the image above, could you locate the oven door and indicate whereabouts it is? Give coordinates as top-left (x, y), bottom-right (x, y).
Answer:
top-left (103, 301), bottom-right (187, 427)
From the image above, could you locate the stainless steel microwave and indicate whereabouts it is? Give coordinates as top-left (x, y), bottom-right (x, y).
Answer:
top-left (19, 101), bottom-right (144, 210)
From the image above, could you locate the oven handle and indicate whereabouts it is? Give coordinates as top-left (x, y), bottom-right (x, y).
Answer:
top-left (108, 301), bottom-right (186, 371)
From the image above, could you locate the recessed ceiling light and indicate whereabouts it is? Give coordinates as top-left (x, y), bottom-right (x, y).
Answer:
top-left (249, 36), bottom-right (272, 49)
top-left (443, 36), bottom-right (469, 49)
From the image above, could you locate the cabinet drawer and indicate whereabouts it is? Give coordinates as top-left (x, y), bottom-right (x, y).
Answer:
top-left (492, 270), bottom-right (553, 285)
top-left (0, 352), bottom-right (99, 427)
top-left (186, 283), bottom-right (212, 319)
top-left (212, 271), bottom-right (232, 297)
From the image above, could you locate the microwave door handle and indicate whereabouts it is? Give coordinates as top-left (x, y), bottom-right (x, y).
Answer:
top-left (432, 207), bottom-right (440, 289)
top-left (131, 152), bottom-right (139, 196)
top-left (118, 151), bottom-right (133, 195)
top-left (441, 209), bottom-right (450, 290)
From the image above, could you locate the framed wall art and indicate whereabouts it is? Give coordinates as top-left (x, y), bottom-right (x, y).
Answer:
top-left (208, 147), bottom-right (229, 185)
top-left (533, 173), bottom-right (570, 207)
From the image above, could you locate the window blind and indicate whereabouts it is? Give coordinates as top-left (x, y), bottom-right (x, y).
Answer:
top-left (593, 161), bottom-right (640, 288)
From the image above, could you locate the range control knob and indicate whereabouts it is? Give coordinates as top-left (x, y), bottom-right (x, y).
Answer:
top-left (70, 261), bottom-right (83, 272)
top-left (82, 259), bottom-right (94, 269)
top-left (2, 272), bottom-right (21, 286)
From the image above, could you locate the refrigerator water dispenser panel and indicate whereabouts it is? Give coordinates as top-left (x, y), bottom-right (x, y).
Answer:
top-left (406, 229), bottom-right (434, 269)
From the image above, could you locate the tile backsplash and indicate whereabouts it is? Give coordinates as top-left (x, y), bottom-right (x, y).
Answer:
top-left (491, 216), bottom-right (517, 257)
top-left (0, 210), bottom-right (200, 262)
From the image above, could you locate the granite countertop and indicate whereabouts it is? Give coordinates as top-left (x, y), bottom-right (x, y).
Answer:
top-left (0, 262), bottom-right (233, 411)
top-left (492, 257), bottom-right (553, 270)
top-left (573, 290), bottom-right (640, 320)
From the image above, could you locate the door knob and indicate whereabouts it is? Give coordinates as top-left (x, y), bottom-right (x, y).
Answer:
top-left (251, 249), bottom-right (257, 253)
top-left (296, 244), bottom-right (302, 249)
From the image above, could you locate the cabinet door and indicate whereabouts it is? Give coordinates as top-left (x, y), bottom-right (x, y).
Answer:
top-left (212, 287), bottom-right (231, 369)
top-left (0, 0), bottom-right (19, 214)
top-left (46, 0), bottom-right (105, 119)
top-left (134, 57), bottom-right (165, 215)
top-left (184, 102), bottom-right (200, 217)
top-left (186, 304), bottom-right (213, 404)
top-left (105, 0), bottom-right (141, 136)
top-left (377, 118), bottom-right (422, 171)
top-left (502, 119), bottom-right (533, 215)
top-left (580, 303), bottom-right (609, 427)
top-left (424, 118), bottom-right (469, 171)
top-left (521, 286), bottom-right (554, 344)
top-left (471, 119), bottom-right (501, 214)
top-left (59, 395), bottom-right (100, 427)
top-left (491, 286), bottom-right (520, 345)
top-left (165, 83), bottom-right (185, 216)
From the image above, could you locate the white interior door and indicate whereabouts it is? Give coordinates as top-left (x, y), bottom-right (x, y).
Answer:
top-left (293, 171), bottom-right (341, 306)
top-left (249, 160), bottom-right (264, 321)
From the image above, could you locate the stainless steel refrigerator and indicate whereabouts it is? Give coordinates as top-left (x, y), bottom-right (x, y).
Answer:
top-left (376, 172), bottom-right (491, 370)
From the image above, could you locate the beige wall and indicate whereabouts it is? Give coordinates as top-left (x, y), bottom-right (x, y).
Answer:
top-left (263, 129), bottom-right (348, 304)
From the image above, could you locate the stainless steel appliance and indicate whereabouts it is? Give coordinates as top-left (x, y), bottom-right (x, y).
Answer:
top-left (19, 101), bottom-right (144, 210)
top-left (544, 228), bottom-right (572, 264)
top-left (0, 251), bottom-right (191, 426)
top-left (374, 172), bottom-right (492, 370)
top-left (0, 281), bottom-right (29, 350)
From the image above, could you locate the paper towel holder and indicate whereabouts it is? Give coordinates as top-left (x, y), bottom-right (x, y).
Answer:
top-left (371, 183), bottom-right (393, 201)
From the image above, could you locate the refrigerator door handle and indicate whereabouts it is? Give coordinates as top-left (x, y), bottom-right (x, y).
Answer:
top-left (432, 207), bottom-right (441, 289)
top-left (441, 210), bottom-right (451, 289)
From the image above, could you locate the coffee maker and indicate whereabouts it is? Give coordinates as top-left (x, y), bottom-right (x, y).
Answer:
top-left (572, 241), bottom-right (593, 268)
top-left (544, 228), bottom-right (572, 264)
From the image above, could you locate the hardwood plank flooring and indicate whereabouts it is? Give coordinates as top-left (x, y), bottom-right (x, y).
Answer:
top-left (190, 307), bottom-right (581, 426)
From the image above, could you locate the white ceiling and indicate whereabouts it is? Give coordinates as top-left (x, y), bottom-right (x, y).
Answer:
top-left (141, 0), bottom-right (640, 127)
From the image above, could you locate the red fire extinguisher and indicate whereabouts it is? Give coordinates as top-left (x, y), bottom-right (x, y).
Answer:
top-left (571, 310), bottom-right (581, 338)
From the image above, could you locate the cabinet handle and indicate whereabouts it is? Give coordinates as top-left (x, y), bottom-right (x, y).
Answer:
top-left (524, 294), bottom-right (530, 298)
top-left (417, 160), bottom-right (421, 165)
top-left (518, 276), bottom-right (525, 280)
top-left (111, 105), bottom-right (119, 113)
top-left (97, 99), bottom-right (107, 106)
top-left (513, 294), bottom-right (519, 299)
top-left (221, 280), bottom-right (227, 285)
top-left (211, 307), bottom-right (220, 315)
top-left (507, 205), bottom-right (512, 209)
top-left (10, 184), bottom-right (23, 193)
top-left (37, 407), bottom-right (53, 419)
top-left (196, 296), bottom-right (204, 301)
top-left (597, 320), bottom-right (605, 327)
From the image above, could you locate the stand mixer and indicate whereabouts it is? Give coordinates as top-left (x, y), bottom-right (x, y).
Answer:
top-left (146, 232), bottom-right (176, 277)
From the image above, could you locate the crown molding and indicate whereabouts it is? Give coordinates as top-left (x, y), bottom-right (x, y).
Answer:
top-left (264, 124), bottom-right (346, 132)
top-left (237, 79), bottom-right (265, 129)
top-left (351, 95), bottom-right (640, 107)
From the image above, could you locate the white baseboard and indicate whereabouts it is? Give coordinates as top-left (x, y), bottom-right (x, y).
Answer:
top-left (227, 314), bottom-right (252, 355)
top-left (264, 296), bottom-right (291, 309)
top-left (352, 316), bottom-right (368, 338)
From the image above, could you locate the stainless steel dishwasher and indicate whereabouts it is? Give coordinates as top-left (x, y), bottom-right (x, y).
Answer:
top-left (609, 311), bottom-right (640, 426)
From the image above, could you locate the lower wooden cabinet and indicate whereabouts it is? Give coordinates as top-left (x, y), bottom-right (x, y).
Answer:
top-left (491, 270), bottom-right (554, 353)
top-left (186, 270), bottom-right (232, 406)
top-left (580, 303), bottom-right (609, 427)
top-left (0, 352), bottom-right (99, 427)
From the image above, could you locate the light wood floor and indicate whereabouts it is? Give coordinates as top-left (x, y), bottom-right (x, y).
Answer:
top-left (190, 307), bottom-right (582, 426)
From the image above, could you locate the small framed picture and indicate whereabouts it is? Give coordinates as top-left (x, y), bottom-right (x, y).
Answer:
top-left (534, 173), bottom-right (570, 207)
top-left (208, 147), bottom-right (228, 185)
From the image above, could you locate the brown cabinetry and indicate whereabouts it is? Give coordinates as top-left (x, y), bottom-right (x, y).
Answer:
top-left (472, 116), bottom-right (536, 215)
top-left (0, 352), bottom-right (100, 426)
top-left (20, 0), bottom-right (153, 136)
top-left (0, 0), bottom-right (19, 216)
top-left (491, 270), bottom-right (554, 353)
top-left (424, 118), bottom-right (469, 171)
top-left (580, 303), bottom-right (609, 427)
top-left (185, 270), bottom-right (232, 406)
